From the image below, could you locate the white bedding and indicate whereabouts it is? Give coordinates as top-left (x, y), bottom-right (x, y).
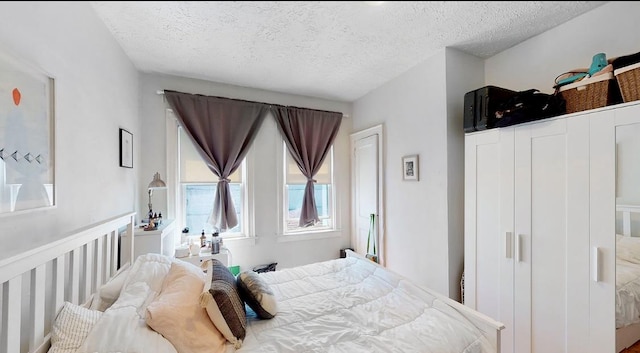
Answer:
top-left (617, 257), bottom-right (640, 328)
top-left (76, 253), bottom-right (177, 353)
top-left (233, 254), bottom-right (494, 353)
top-left (69, 253), bottom-right (494, 353)
top-left (616, 234), bottom-right (640, 329)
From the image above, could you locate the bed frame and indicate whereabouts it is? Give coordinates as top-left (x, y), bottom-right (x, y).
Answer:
top-left (0, 212), bottom-right (135, 353)
top-left (421, 279), bottom-right (505, 352)
top-left (617, 204), bottom-right (640, 352)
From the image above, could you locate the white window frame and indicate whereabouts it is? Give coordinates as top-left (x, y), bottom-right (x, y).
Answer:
top-left (180, 171), bottom-right (246, 236)
top-left (276, 141), bottom-right (341, 242)
top-left (166, 109), bottom-right (255, 246)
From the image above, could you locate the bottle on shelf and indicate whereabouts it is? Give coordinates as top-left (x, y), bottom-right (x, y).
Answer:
top-left (200, 230), bottom-right (206, 248)
top-left (158, 212), bottom-right (163, 225)
top-left (212, 232), bottom-right (220, 254)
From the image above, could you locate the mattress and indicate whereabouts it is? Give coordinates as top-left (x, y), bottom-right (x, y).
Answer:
top-left (231, 255), bottom-right (494, 353)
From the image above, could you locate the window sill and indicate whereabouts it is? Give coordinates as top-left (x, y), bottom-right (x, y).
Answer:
top-left (184, 234), bottom-right (256, 247)
top-left (277, 229), bottom-right (342, 243)
top-left (221, 236), bottom-right (256, 247)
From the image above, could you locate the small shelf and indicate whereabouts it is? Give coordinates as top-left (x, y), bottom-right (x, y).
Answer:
top-left (121, 219), bottom-right (177, 265)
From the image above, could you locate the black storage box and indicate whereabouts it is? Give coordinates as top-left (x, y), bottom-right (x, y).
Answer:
top-left (340, 247), bottom-right (354, 258)
top-left (464, 86), bottom-right (518, 132)
top-left (253, 262), bottom-right (277, 273)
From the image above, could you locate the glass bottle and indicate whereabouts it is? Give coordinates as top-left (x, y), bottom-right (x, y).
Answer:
top-left (212, 232), bottom-right (220, 254)
top-left (200, 230), bottom-right (206, 248)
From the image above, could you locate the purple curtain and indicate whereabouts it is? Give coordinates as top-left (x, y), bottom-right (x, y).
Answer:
top-left (271, 106), bottom-right (342, 227)
top-left (165, 90), bottom-right (268, 231)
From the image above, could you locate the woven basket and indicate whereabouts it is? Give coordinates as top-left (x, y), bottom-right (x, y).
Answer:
top-left (558, 72), bottom-right (622, 114)
top-left (614, 62), bottom-right (640, 103)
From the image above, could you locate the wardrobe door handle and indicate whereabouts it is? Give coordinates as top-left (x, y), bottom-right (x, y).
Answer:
top-left (505, 232), bottom-right (513, 259)
top-left (516, 234), bottom-right (522, 262)
top-left (593, 247), bottom-right (601, 282)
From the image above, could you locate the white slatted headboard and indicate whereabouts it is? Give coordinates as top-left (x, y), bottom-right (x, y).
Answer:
top-left (617, 204), bottom-right (640, 237)
top-left (0, 212), bottom-right (135, 353)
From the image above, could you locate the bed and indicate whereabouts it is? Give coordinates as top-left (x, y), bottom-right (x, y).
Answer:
top-left (616, 204), bottom-right (640, 352)
top-left (0, 212), bottom-right (504, 353)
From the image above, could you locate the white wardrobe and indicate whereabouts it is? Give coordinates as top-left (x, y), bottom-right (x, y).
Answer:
top-left (464, 101), bottom-right (640, 353)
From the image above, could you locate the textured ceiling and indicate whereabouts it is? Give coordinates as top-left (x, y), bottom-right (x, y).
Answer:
top-left (90, 1), bottom-right (607, 102)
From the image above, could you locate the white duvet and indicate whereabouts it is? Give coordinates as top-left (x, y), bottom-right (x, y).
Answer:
top-left (75, 253), bottom-right (494, 353)
top-left (234, 255), bottom-right (494, 353)
top-left (616, 257), bottom-right (640, 328)
top-left (77, 254), bottom-right (177, 353)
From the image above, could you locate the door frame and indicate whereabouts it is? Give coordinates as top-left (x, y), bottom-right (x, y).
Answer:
top-left (350, 124), bottom-right (385, 265)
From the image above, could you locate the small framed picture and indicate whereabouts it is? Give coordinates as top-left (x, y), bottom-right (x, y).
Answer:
top-left (402, 154), bottom-right (419, 181)
top-left (119, 128), bottom-right (133, 168)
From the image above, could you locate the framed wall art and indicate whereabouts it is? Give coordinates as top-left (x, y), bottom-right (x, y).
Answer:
top-left (402, 154), bottom-right (419, 181)
top-left (0, 50), bottom-right (55, 214)
top-left (119, 128), bottom-right (133, 168)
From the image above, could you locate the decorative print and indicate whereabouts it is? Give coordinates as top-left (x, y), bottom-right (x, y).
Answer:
top-left (402, 154), bottom-right (419, 181)
top-left (0, 50), bottom-right (55, 213)
top-left (119, 128), bottom-right (133, 168)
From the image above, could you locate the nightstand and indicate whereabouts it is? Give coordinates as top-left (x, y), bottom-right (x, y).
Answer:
top-left (121, 219), bottom-right (177, 265)
top-left (178, 248), bottom-right (230, 267)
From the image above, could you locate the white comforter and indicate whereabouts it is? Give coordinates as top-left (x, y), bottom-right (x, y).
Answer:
top-left (617, 257), bottom-right (640, 328)
top-left (75, 253), bottom-right (494, 353)
top-left (77, 254), bottom-right (177, 353)
top-left (235, 255), bottom-right (494, 353)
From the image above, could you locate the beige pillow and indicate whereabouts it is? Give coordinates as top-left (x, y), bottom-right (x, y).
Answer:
top-left (146, 261), bottom-right (226, 353)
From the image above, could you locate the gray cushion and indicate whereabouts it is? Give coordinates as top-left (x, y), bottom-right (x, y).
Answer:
top-left (237, 271), bottom-right (278, 319)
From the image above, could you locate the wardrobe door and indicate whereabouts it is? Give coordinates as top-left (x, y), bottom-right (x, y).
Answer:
top-left (590, 106), bottom-right (637, 353)
top-left (464, 127), bottom-right (514, 353)
top-left (513, 116), bottom-right (590, 353)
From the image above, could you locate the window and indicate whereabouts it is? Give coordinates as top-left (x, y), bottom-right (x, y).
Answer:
top-left (178, 126), bottom-right (247, 236)
top-left (282, 142), bottom-right (334, 233)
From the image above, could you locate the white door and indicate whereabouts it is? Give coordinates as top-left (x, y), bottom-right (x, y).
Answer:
top-left (351, 125), bottom-right (384, 264)
top-left (590, 106), bottom-right (631, 353)
top-left (464, 127), bottom-right (515, 353)
top-left (513, 117), bottom-right (590, 353)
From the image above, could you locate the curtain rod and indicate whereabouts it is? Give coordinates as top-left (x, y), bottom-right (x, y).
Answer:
top-left (156, 90), bottom-right (350, 118)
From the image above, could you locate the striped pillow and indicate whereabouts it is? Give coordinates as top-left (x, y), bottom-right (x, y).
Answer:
top-left (50, 302), bottom-right (102, 353)
top-left (200, 259), bottom-right (246, 349)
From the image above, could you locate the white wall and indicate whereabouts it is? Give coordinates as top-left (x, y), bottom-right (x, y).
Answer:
top-left (0, 2), bottom-right (139, 261)
top-left (486, 2), bottom-right (640, 94)
top-left (616, 123), bottom-right (640, 206)
top-left (139, 73), bottom-right (353, 271)
top-left (616, 123), bottom-right (640, 237)
top-left (445, 48), bottom-right (485, 300)
top-left (351, 48), bottom-right (483, 298)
